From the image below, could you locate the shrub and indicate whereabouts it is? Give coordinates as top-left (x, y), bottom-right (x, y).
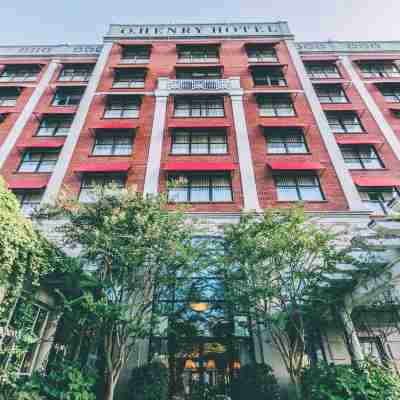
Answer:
top-left (129, 362), bottom-right (169, 400)
top-left (231, 363), bottom-right (281, 400)
top-left (301, 359), bottom-right (400, 400)
top-left (16, 361), bottom-right (97, 400)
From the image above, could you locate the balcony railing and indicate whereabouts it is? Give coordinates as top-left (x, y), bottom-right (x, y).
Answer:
top-left (167, 79), bottom-right (231, 91)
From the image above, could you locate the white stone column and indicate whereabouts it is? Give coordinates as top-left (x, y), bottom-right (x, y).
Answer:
top-left (0, 60), bottom-right (59, 169)
top-left (229, 77), bottom-right (261, 212)
top-left (143, 78), bottom-right (169, 195)
top-left (285, 40), bottom-right (366, 212)
top-left (340, 55), bottom-right (400, 160)
top-left (42, 43), bottom-right (113, 204)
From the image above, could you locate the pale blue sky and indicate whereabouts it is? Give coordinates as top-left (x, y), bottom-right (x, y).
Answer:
top-left (1, 0), bottom-right (399, 45)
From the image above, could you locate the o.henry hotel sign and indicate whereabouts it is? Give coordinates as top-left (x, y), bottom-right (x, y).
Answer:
top-left (107, 22), bottom-right (291, 38)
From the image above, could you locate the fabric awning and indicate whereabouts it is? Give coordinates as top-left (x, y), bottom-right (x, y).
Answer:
top-left (75, 162), bottom-right (131, 173)
top-left (17, 139), bottom-right (65, 150)
top-left (7, 177), bottom-right (48, 190)
top-left (168, 119), bottom-right (231, 128)
top-left (336, 138), bottom-right (383, 145)
top-left (111, 64), bottom-right (148, 70)
top-left (163, 162), bottom-right (236, 172)
top-left (353, 177), bottom-right (400, 187)
top-left (267, 161), bottom-right (323, 171)
top-left (261, 123), bottom-right (307, 129)
top-left (92, 121), bottom-right (138, 130)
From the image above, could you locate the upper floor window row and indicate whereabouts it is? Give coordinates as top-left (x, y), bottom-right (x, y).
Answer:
top-left (112, 68), bottom-right (147, 88)
top-left (36, 115), bottom-right (74, 137)
top-left (0, 65), bottom-right (41, 82)
top-left (360, 188), bottom-right (399, 215)
top-left (175, 67), bottom-right (222, 79)
top-left (326, 111), bottom-right (364, 133)
top-left (246, 44), bottom-right (278, 63)
top-left (257, 94), bottom-right (296, 117)
top-left (177, 45), bottom-right (219, 64)
top-left (265, 128), bottom-right (308, 154)
top-left (18, 150), bottom-right (59, 173)
top-left (378, 84), bottom-right (400, 103)
top-left (174, 96), bottom-right (224, 117)
top-left (121, 45), bottom-right (151, 64)
top-left (92, 130), bottom-right (134, 156)
top-left (358, 61), bottom-right (400, 78)
top-left (58, 64), bottom-right (93, 82)
top-left (251, 66), bottom-right (286, 86)
top-left (52, 86), bottom-right (85, 107)
top-left (0, 87), bottom-right (20, 106)
top-left (315, 84), bottom-right (348, 103)
top-left (79, 174), bottom-right (126, 203)
top-left (305, 61), bottom-right (341, 79)
top-left (104, 95), bottom-right (141, 119)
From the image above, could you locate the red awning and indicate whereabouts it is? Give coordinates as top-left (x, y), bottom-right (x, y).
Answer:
top-left (92, 121), bottom-right (138, 130)
top-left (168, 120), bottom-right (231, 128)
top-left (7, 177), bottom-right (48, 189)
top-left (163, 162), bottom-right (236, 172)
top-left (353, 177), bottom-right (400, 187)
top-left (17, 139), bottom-right (65, 150)
top-left (111, 64), bottom-right (148, 70)
top-left (336, 138), bottom-right (383, 145)
top-left (267, 161), bottom-right (323, 171)
top-left (260, 122), bottom-right (307, 129)
top-left (75, 161), bottom-right (131, 173)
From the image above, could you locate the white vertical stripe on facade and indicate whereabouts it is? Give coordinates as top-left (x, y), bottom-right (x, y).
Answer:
top-left (0, 61), bottom-right (59, 169)
top-left (143, 78), bottom-right (169, 195)
top-left (285, 39), bottom-right (366, 212)
top-left (229, 78), bottom-right (261, 211)
top-left (340, 55), bottom-right (400, 161)
top-left (42, 43), bottom-right (113, 204)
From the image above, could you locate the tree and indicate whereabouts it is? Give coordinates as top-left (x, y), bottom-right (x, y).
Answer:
top-left (42, 186), bottom-right (196, 400)
top-left (221, 207), bottom-right (349, 399)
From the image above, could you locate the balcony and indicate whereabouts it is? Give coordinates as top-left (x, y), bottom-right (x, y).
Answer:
top-left (167, 79), bottom-right (232, 91)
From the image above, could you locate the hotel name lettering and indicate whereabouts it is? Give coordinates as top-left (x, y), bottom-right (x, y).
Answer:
top-left (114, 23), bottom-right (286, 37)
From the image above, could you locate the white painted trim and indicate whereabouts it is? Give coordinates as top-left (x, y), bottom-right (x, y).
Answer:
top-left (143, 78), bottom-right (169, 195)
top-left (340, 55), bottom-right (400, 161)
top-left (285, 40), bottom-right (366, 212)
top-left (42, 43), bottom-right (113, 204)
top-left (229, 81), bottom-right (262, 211)
top-left (0, 61), bottom-right (59, 169)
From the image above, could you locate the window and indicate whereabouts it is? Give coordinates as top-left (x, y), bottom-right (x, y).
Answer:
top-left (326, 111), bottom-right (364, 133)
top-left (315, 84), bottom-right (348, 103)
top-left (0, 113), bottom-right (6, 123)
top-left (251, 66), bottom-right (286, 86)
top-left (174, 96), bottom-right (224, 117)
top-left (36, 115), bottom-right (73, 137)
top-left (359, 337), bottom-right (387, 363)
top-left (258, 95), bottom-right (296, 117)
top-left (358, 61), bottom-right (400, 78)
top-left (266, 128), bottom-right (308, 154)
top-left (360, 188), bottom-right (399, 215)
top-left (52, 87), bottom-right (84, 106)
top-left (104, 95), bottom-right (141, 118)
top-left (79, 174), bottom-right (126, 203)
top-left (391, 110), bottom-right (400, 118)
top-left (112, 68), bottom-right (146, 88)
top-left (0, 65), bottom-right (41, 82)
top-left (340, 145), bottom-right (384, 169)
top-left (58, 64), bottom-right (93, 82)
top-left (0, 297), bottom-right (49, 375)
top-left (378, 84), bottom-right (400, 103)
top-left (305, 62), bottom-right (341, 79)
top-left (18, 150), bottom-right (59, 173)
top-left (14, 190), bottom-right (43, 216)
top-left (121, 46), bottom-right (151, 64)
top-left (176, 67), bottom-right (222, 79)
top-left (168, 174), bottom-right (233, 202)
top-left (92, 131), bottom-right (134, 156)
top-left (177, 45), bottom-right (219, 63)
top-left (171, 130), bottom-right (228, 155)
top-left (246, 44), bottom-right (278, 63)
top-left (0, 88), bottom-right (19, 106)
top-left (275, 175), bottom-right (324, 201)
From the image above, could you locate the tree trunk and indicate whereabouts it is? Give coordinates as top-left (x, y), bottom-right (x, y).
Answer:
top-left (256, 322), bottom-right (266, 363)
top-left (104, 377), bottom-right (116, 400)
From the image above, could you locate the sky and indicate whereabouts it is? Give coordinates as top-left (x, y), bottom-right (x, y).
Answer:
top-left (1, 0), bottom-right (399, 45)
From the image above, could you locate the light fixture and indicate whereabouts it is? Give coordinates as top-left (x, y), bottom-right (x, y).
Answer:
top-left (205, 359), bottom-right (216, 370)
top-left (184, 359), bottom-right (197, 370)
top-left (189, 302), bottom-right (209, 312)
top-left (232, 360), bottom-right (241, 370)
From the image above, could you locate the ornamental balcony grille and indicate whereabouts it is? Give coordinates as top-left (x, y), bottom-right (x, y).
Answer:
top-left (167, 79), bottom-right (231, 91)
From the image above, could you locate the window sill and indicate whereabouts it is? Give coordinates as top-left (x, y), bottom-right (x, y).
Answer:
top-left (169, 153), bottom-right (229, 156)
top-left (33, 135), bottom-right (68, 138)
top-left (267, 152), bottom-right (312, 155)
top-left (276, 200), bottom-right (328, 203)
top-left (172, 116), bottom-right (227, 119)
top-left (88, 154), bottom-right (133, 158)
top-left (348, 168), bottom-right (387, 171)
top-left (101, 117), bottom-right (139, 120)
top-left (14, 171), bottom-right (53, 175)
top-left (168, 201), bottom-right (235, 204)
